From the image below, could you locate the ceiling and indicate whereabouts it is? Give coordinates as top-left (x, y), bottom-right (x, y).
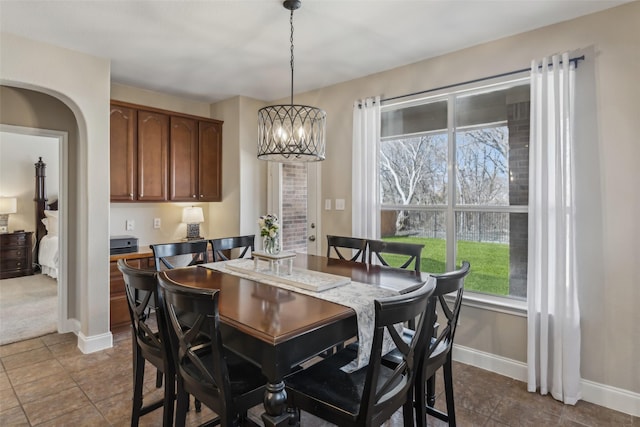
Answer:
top-left (0, 0), bottom-right (629, 103)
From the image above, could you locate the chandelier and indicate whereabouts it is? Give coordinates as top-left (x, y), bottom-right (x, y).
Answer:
top-left (257, 0), bottom-right (326, 162)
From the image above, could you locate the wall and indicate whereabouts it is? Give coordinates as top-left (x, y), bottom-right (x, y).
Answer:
top-left (0, 130), bottom-right (59, 233)
top-left (0, 33), bottom-right (111, 351)
top-left (272, 2), bottom-right (640, 397)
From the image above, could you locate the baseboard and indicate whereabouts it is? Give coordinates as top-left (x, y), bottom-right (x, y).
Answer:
top-left (452, 344), bottom-right (640, 417)
top-left (77, 330), bottom-right (113, 354)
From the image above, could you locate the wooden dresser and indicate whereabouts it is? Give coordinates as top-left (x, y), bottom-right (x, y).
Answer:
top-left (109, 249), bottom-right (154, 331)
top-left (0, 231), bottom-right (34, 279)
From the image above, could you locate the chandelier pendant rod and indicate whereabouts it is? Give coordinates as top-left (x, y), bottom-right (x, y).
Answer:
top-left (289, 9), bottom-right (294, 106)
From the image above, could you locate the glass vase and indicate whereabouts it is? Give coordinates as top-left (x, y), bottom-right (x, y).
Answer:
top-left (263, 234), bottom-right (280, 255)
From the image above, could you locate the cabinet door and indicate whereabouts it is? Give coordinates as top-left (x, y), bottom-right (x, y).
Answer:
top-left (110, 105), bottom-right (136, 201)
top-left (137, 110), bottom-right (168, 201)
top-left (169, 116), bottom-right (198, 201)
top-left (198, 121), bottom-right (222, 202)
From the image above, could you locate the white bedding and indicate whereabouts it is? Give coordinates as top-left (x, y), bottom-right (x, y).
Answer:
top-left (39, 234), bottom-right (59, 279)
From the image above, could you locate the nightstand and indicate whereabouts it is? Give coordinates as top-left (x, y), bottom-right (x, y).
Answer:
top-left (0, 231), bottom-right (34, 279)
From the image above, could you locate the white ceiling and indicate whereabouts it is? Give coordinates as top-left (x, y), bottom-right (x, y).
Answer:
top-left (0, 0), bottom-right (629, 103)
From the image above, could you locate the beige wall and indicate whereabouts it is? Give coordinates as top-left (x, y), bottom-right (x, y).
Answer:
top-left (0, 33), bottom-right (111, 346)
top-left (286, 2), bottom-right (639, 394)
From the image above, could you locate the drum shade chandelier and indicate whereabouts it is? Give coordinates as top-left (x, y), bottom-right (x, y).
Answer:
top-left (257, 0), bottom-right (326, 162)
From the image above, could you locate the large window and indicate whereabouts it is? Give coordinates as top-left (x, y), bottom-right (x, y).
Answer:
top-left (380, 79), bottom-right (529, 300)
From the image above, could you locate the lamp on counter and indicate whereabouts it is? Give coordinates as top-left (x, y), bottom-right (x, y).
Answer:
top-left (182, 206), bottom-right (204, 240)
top-left (0, 197), bottom-right (17, 233)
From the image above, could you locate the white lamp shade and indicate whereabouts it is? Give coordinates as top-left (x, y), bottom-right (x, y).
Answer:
top-left (182, 206), bottom-right (204, 224)
top-left (0, 197), bottom-right (17, 214)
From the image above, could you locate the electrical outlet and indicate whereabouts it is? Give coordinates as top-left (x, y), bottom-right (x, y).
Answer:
top-left (126, 219), bottom-right (134, 231)
top-left (335, 199), bottom-right (345, 210)
top-left (153, 218), bottom-right (161, 229)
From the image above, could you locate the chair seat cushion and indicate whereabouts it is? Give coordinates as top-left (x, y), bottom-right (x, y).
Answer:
top-left (285, 346), bottom-right (404, 423)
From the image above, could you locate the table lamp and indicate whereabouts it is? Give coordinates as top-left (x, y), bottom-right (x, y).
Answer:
top-left (0, 197), bottom-right (17, 233)
top-left (182, 206), bottom-right (204, 240)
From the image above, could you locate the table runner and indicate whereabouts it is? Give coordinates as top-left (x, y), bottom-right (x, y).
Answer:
top-left (200, 258), bottom-right (400, 372)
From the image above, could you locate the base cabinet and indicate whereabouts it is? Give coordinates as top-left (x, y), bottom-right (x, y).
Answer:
top-left (109, 254), bottom-right (153, 330)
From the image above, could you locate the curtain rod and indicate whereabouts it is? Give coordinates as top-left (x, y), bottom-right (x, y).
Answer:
top-left (381, 55), bottom-right (585, 104)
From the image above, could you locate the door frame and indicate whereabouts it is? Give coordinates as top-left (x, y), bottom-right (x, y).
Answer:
top-left (267, 161), bottom-right (322, 255)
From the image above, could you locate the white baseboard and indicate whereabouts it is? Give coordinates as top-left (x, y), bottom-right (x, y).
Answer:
top-left (77, 331), bottom-right (113, 354)
top-left (452, 344), bottom-right (640, 417)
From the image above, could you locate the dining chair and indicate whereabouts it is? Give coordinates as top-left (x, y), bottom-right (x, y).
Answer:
top-left (117, 259), bottom-right (174, 427)
top-left (157, 272), bottom-right (268, 427)
top-left (284, 279), bottom-right (437, 427)
top-left (209, 234), bottom-right (255, 261)
top-left (382, 261), bottom-right (470, 427)
top-left (150, 240), bottom-right (209, 271)
top-left (326, 235), bottom-right (368, 262)
top-left (367, 239), bottom-right (424, 272)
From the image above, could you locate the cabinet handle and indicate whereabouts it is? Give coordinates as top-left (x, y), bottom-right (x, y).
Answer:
top-left (192, 194), bottom-right (196, 198)
top-left (16, 251), bottom-right (21, 256)
top-left (129, 193), bottom-right (133, 197)
top-left (200, 194), bottom-right (203, 198)
top-left (16, 262), bottom-right (21, 266)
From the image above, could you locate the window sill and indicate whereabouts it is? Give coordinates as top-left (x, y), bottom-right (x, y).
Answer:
top-left (449, 292), bottom-right (527, 317)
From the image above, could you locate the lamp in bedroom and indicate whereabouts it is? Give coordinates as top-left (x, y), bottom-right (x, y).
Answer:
top-left (182, 206), bottom-right (204, 240)
top-left (0, 197), bottom-right (17, 233)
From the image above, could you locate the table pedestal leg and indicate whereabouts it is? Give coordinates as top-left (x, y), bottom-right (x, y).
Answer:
top-left (261, 381), bottom-right (297, 427)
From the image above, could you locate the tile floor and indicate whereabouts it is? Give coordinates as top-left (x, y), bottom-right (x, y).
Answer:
top-left (0, 329), bottom-right (637, 426)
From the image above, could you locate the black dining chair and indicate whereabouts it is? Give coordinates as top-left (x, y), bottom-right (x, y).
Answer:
top-left (284, 279), bottom-right (437, 427)
top-left (326, 235), bottom-right (368, 262)
top-left (150, 241), bottom-right (209, 271)
top-left (117, 259), bottom-right (175, 427)
top-left (383, 261), bottom-right (470, 427)
top-left (367, 239), bottom-right (424, 272)
top-left (209, 234), bottom-right (255, 261)
top-left (157, 272), bottom-right (268, 427)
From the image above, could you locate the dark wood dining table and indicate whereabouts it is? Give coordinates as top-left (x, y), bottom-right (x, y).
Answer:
top-left (161, 253), bottom-right (427, 426)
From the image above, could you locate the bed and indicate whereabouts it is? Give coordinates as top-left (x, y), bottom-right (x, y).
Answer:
top-left (34, 157), bottom-right (59, 279)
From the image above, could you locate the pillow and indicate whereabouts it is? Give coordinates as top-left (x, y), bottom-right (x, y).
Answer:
top-left (43, 210), bottom-right (59, 236)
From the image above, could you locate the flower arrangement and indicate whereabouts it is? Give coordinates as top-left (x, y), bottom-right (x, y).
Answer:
top-left (258, 214), bottom-right (280, 237)
top-left (258, 214), bottom-right (280, 254)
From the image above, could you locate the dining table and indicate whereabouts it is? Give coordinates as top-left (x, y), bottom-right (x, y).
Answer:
top-left (161, 253), bottom-right (430, 426)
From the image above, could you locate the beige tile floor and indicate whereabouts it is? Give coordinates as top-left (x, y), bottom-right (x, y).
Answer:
top-left (0, 329), bottom-right (637, 426)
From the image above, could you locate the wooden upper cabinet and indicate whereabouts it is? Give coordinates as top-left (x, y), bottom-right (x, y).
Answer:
top-left (110, 101), bottom-right (222, 203)
top-left (198, 121), bottom-right (222, 202)
top-left (170, 117), bottom-right (199, 201)
top-left (137, 110), bottom-right (169, 201)
top-left (110, 105), bottom-right (136, 201)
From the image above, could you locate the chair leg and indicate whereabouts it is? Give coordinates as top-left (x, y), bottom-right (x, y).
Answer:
top-left (174, 383), bottom-right (189, 427)
top-left (414, 369), bottom-right (427, 427)
top-left (162, 372), bottom-right (175, 427)
top-left (156, 369), bottom-right (163, 388)
top-left (443, 358), bottom-right (456, 427)
top-left (131, 349), bottom-right (145, 427)
top-left (426, 373), bottom-right (436, 408)
top-left (403, 393), bottom-right (415, 427)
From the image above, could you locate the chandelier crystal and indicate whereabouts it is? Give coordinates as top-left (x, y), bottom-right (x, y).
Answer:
top-left (257, 0), bottom-right (326, 162)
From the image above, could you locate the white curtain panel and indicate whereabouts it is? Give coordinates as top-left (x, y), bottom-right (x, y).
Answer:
top-left (352, 96), bottom-right (381, 239)
top-left (527, 52), bottom-right (581, 404)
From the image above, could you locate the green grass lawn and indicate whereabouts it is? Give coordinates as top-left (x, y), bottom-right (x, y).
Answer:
top-left (382, 236), bottom-right (509, 295)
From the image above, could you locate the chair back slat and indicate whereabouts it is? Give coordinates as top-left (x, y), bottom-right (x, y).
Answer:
top-left (150, 241), bottom-right (209, 271)
top-left (326, 235), bottom-right (368, 262)
top-left (367, 239), bottom-right (424, 272)
top-left (360, 280), bottom-right (436, 425)
top-left (209, 235), bottom-right (255, 262)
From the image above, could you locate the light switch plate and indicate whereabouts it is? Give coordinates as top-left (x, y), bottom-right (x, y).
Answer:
top-left (335, 199), bottom-right (345, 210)
top-left (126, 219), bottom-right (134, 231)
top-left (153, 218), bottom-right (161, 229)
top-left (325, 199), bottom-right (332, 210)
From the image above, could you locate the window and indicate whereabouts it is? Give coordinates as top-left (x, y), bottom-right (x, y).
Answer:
top-left (380, 78), bottom-right (529, 300)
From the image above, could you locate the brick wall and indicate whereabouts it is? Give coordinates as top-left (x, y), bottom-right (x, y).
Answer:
top-left (282, 163), bottom-right (308, 252)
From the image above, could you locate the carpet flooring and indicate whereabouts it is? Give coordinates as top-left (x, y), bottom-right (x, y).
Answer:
top-left (0, 274), bottom-right (57, 345)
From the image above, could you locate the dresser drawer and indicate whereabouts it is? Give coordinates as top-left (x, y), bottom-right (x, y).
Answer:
top-left (1, 233), bottom-right (28, 247)
top-left (1, 247), bottom-right (29, 260)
